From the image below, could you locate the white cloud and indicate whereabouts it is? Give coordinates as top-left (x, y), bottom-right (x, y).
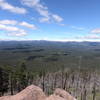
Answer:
top-left (52, 14), bottom-right (63, 22)
top-left (21, 0), bottom-right (63, 23)
top-left (0, 24), bottom-right (18, 31)
top-left (8, 30), bottom-right (27, 36)
top-left (22, 0), bottom-right (49, 17)
top-left (0, 0), bottom-right (27, 14)
top-left (22, 0), bottom-right (40, 7)
top-left (76, 34), bottom-right (100, 40)
top-left (22, 0), bottom-right (50, 19)
top-left (70, 26), bottom-right (85, 30)
top-left (72, 28), bottom-right (100, 41)
top-left (36, 5), bottom-right (50, 18)
top-left (86, 35), bottom-right (100, 39)
top-left (0, 20), bottom-right (17, 25)
top-left (91, 28), bottom-right (100, 34)
top-left (0, 19), bottom-right (37, 29)
top-left (0, 19), bottom-right (38, 36)
top-left (0, 24), bottom-right (27, 36)
top-left (39, 17), bottom-right (50, 23)
top-left (19, 21), bottom-right (37, 29)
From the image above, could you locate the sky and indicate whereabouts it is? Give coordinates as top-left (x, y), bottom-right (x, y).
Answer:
top-left (0, 0), bottom-right (100, 41)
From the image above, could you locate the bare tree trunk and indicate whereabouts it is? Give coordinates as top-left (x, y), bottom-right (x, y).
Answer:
top-left (54, 73), bottom-right (57, 89)
top-left (92, 83), bottom-right (96, 100)
top-left (10, 77), bottom-right (13, 95)
top-left (63, 72), bottom-right (67, 90)
top-left (83, 85), bottom-right (87, 100)
top-left (9, 73), bottom-right (14, 95)
top-left (42, 71), bottom-right (45, 92)
top-left (61, 67), bottom-right (64, 89)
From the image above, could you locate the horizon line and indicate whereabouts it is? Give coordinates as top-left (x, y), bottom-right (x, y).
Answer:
top-left (0, 39), bottom-right (100, 42)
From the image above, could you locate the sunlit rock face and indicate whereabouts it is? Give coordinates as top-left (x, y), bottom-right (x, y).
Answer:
top-left (0, 85), bottom-right (76, 100)
top-left (0, 85), bottom-right (46, 100)
top-left (46, 88), bottom-right (77, 100)
top-left (54, 88), bottom-right (77, 100)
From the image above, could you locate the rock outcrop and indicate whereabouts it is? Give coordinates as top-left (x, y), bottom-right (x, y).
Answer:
top-left (45, 88), bottom-right (76, 100)
top-left (0, 85), bottom-right (76, 100)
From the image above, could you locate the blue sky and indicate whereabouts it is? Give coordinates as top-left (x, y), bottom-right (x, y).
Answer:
top-left (0, 0), bottom-right (100, 41)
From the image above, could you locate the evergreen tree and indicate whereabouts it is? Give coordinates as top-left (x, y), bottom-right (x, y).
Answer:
top-left (0, 67), bottom-right (9, 96)
top-left (17, 63), bottom-right (28, 91)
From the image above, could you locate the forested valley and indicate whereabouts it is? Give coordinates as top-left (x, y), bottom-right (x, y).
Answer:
top-left (0, 41), bottom-right (100, 100)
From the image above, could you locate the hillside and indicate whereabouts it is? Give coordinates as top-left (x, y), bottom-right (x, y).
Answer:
top-left (0, 41), bottom-right (100, 72)
top-left (0, 41), bottom-right (100, 100)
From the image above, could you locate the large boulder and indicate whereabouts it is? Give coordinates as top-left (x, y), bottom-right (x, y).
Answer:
top-left (0, 85), bottom-right (77, 100)
top-left (54, 88), bottom-right (76, 100)
top-left (0, 85), bottom-right (46, 100)
top-left (45, 88), bottom-right (76, 100)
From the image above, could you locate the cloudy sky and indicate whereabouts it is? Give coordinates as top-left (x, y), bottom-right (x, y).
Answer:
top-left (0, 0), bottom-right (100, 41)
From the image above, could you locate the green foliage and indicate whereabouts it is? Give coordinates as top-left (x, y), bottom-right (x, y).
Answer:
top-left (0, 41), bottom-right (100, 98)
top-left (0, 67), bottom-right (9, 96)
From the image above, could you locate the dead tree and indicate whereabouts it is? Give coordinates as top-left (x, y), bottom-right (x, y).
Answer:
top-left (92, 83), bottom-right (96, 100)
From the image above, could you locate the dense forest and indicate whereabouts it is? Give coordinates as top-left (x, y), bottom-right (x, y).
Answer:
top-left (0, 41), bottom-right (100, 100)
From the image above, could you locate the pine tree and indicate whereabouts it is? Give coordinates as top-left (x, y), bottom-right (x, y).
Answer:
top-left (17, 63), bottom-right (28, 91)
top-left (0, 67), bottom-right (9, 96)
